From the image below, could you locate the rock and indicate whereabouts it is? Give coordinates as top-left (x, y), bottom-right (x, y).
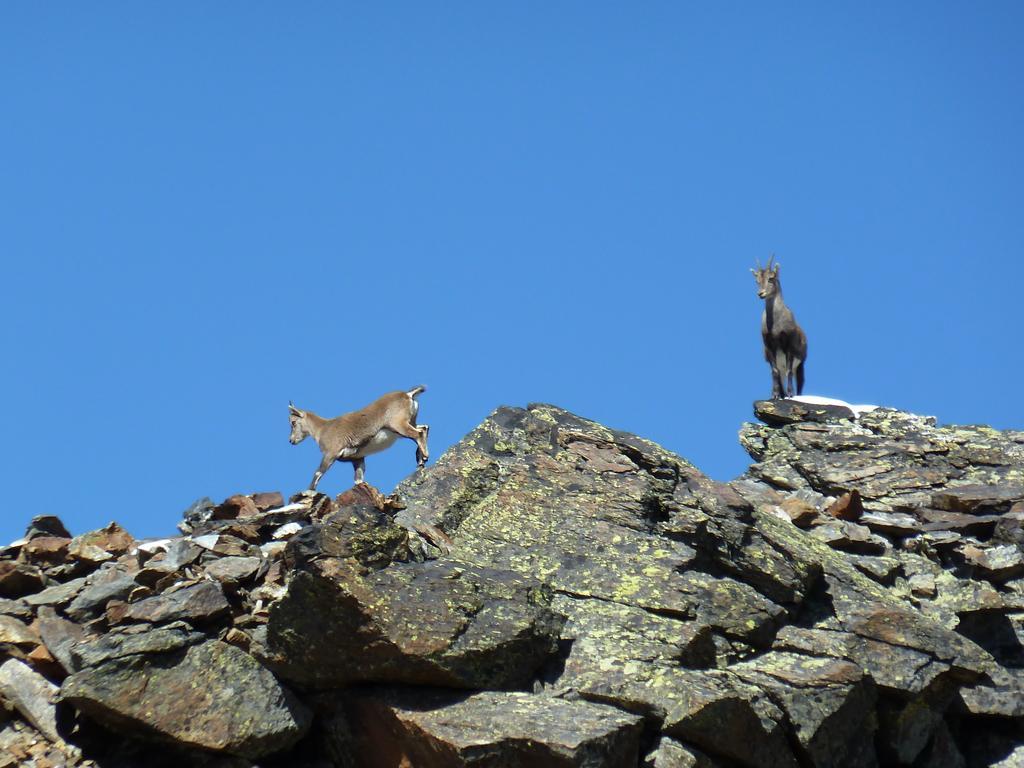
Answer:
top-left (730, 651), bottom-right (877, 768)
top-left (958, 679), bottom-right (1024, 718)
top-left (993, 508), bottom-right (1024, 545)
top-left (342, 688), bottom-right (644, 767)
top-left (25, 516), bottom-right (71, 540)
top-left (644, 738), bottom-right (718, 768)
top-left (932, 483), bottom-right (1024, 514)
top-left (119, 581), bottom-right (230, 625)
top-left (824, 490), bottom-right (864, 521)
top-left (22, 576), bottom-right (87, 608)
top-left (71, 623), bottom-right (204, 669)
top-left (0, 598), bottom-right (32, 621)
top-left (0, 659), bottom-right (61, 743)
top-left (919, 509), bottom-right (1001, 536)
top-left (958, 543), bottom-right (1024, 582)
top-left (779, 497), bottom-right (818, 527)
top-left (655, 668), bottom-right (798, 768)
top-left (809, 520), bottom-right (889, 555)
top-left (913, 720), bottom-right (966, 768)
top-left (178, 497), bottom-right (216, 535)
top-left (335, 483), bottom-right (405, 514)
top-left (63, 640), bottom-right (310, 758)
top-left (0, 614), bottom-right (39, 648)
top-left (860, 510), bottom-right (921, 537)
top-left (0, 561), bottom-right (46, 598)
top-left (203, 556), bottom-right (262, 586)
top-left (70, 522), bottom-right (134, 558)
top-left (36, 607), bottom-right (85, 674)
top-left (284, 506), bottom-right (412, 571)
top-left (550, 594), bottom-right (715, 696)
top-left (753, 399), bottom-right (857, 426)
top-left (909, 573), bottom-right (937, 597)
top-left (250, 491), bottom-right (285, 511)
top-left (212, 495), bottom-right (260, 521)
top-left (267, 556), bottom-right (563, 689)
top-left (19, 535), bottom-right (71, 564)
top-left (848, 554), bottom-right (901, 584)
top-left (66, 566), bottom-right (137, 621)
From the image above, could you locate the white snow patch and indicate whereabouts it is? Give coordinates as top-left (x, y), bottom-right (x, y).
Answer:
top-left (263, 503), bottom-right (306, 516)
top-left (272, 522), bottom-right (304, 540)
top-left (135, 538), bottom-right (173, 555)
top-left (191, 534), bottom-right (220, 551)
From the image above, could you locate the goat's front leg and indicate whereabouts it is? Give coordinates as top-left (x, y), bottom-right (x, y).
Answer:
top-left (352, 457), bottom-right (367, 485)
top-left (310, 453), bottom-right (335, 490)
top-left (771, 350), bottom-right (787, 399)
top-left (393, 421), bottom-right (429, 468)
top-left (415, 424), bottom-right (430, 467)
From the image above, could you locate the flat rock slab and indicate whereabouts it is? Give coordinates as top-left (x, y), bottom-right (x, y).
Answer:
top-left (267, 557), bottom-right (563, 689)
top-left (810, 521), bottom-right (889, 555)
top-left (120, 580), bottom-right (230, 625)
top-left (70, 623), bottom-right (204, 670)
top-left (61, 639), bottom-right (310, 758)
top-left (932, 484), bottom-right (1024, 514)
top-left (202, 556), bottom-right (262, 585)
top-left (343, 688), bottom-right (644, 768)
top-left (66, 566), bottom-right (137, 621)
top-left (958, 543), bottom-right (1024, 582)
top-left (753, 399), bottom-right (857, 426)
top-left (0, 658), bottom-right (60, 743)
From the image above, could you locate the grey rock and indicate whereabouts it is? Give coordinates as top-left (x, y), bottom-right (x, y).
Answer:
top-left (810, 520), bottom-right (890, 555)
top-left (0, 659), bottom-right (60, 743)
top-left (120, 580), bottom-right (230, 625)
top-left (342, 688), bottom-right (644, 767)
top-left (66, 566), bottom-right (137, 621)
top-left (202, 556), bottom-right (262, 585)
top-left (61, 640), bottom-right (310, 758)
top-left (36, 606), bottom-right (86, 674)
top-left (22, 576), bottom-right (87, 608)
top-left (71, 622), bottom-right (204, 669)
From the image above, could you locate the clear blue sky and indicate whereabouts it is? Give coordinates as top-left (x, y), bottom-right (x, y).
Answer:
top-left (2, 4), bottom-right (1022, 543)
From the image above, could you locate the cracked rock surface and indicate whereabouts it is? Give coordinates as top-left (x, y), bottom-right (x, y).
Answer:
top-left (1, 401), bottom-right (1023, 766)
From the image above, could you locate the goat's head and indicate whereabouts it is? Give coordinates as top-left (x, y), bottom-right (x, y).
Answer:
top-left (751, 255), bottom-right (781, 299)
top-left (288, 402), bottom-right (311, 445)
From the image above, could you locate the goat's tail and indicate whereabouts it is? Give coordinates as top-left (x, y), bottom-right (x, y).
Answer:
top-left (408, 385), bottom-right (428, 398)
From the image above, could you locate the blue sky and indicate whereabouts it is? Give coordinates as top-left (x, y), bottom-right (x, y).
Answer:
top-left (2, 4), bottom-right (1022, 543)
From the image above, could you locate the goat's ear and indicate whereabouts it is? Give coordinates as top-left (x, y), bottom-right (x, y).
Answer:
top-left (288, 403), bottom-right (302, 416)
top-left (772, 263), bottom-right (780, 275)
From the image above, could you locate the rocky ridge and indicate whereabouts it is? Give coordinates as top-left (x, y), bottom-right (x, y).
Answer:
top-left (0, 401), bottom-right (1023, 767)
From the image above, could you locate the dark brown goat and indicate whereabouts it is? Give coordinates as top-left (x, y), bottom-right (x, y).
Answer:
top-left (752, 256), bottom-right (807, 399)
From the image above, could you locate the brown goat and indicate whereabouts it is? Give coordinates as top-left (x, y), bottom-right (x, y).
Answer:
top-left (288, 386), bottom-right (429, 489)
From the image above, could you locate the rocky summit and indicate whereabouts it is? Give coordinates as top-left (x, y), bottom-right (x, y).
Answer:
top-left (1, 401), bottom-right (1024, 767)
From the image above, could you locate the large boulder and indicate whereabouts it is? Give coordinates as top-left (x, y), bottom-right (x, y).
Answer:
top-left (61, 640), bottom-right (310, 758)
top-left (337, 688), bottom-right (645, 768)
